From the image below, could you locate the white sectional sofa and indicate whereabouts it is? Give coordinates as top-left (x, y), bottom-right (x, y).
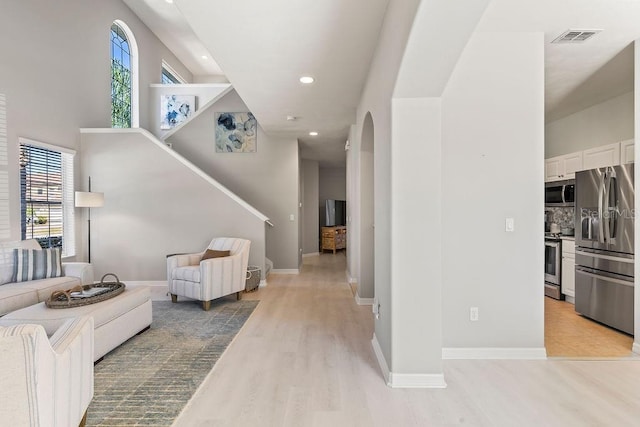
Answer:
top-left (0, 239), bottom-right (94, 316)
top-left (0, 239), bottom-right (153, 361)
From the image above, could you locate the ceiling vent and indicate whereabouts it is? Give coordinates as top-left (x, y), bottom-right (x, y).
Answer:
top-left (552, 29), bottom-right (602, 44)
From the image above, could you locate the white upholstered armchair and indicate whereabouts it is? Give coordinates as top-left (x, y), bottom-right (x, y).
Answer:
top-left (167, 237), bottom-right (251, 311)
top-left (0, 316), bottom-right (94, 427)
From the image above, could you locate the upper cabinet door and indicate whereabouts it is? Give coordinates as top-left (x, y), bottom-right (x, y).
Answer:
top-left (545, 157), bottom-right (562, 181)
top-left (562, 152), bottom-right (583, 178)
top-left (583, 142), bottom-right (621, 170)
top-left (544, 152), bottom-right (583, 182)
top-left (620, 139), bottom-right (634, 164)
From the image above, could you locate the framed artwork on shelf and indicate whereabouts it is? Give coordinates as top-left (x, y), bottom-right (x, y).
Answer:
top-left (215, 112), bottom-right (257, 153)
top-left (160, 95), bottom-right (196, 130)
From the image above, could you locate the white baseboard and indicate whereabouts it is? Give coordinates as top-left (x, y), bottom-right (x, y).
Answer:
top-left (372, 334), bottom-right (446, 388)
top-left (371, 334), bottom-right (390, 384)
top-left (271, 269), bottom-right (299, 274)
top-left (564, 295), bottom-right (575, 305)
top-left (442, 347), bottom-right (547, 360)
top-left (389, 372), bottom-right (447, 389)
top-left (632, 342), bottom-right (640, 355)
top-left (346, 272), bottom-right (357, 284)
top-left (302, 252), bottom-right (320, 258)
top-left (355, 294), bottom-right (374, 305)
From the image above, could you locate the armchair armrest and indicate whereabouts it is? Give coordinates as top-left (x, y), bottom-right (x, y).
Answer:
top-left (50, 316), bottom-right (94, 427)
top-left (167, 252), bottom-right (204, 268)
top-left (167, 252), bottom-right (204, 285)
top-left (62, 262), bottom-right (94, 285)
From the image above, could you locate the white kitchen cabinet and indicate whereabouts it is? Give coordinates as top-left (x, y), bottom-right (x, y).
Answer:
top-left (561, 239), bottom-right (575, 301)
top-left (583, 142), bottom-right (621, 170)
top-left (545, 152), bottom-right (583, 182)
top-left (620, 139), bottom-right (634, 164)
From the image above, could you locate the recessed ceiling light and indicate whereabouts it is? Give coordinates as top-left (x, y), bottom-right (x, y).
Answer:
top-left (309, 131), bottom-right (318, 136)
top-left (201, 55), bottom-right (208, 60)
top-left (165, 0), bottom-right (173, 3)
top-left (299, 76), bottom-right (314, 84)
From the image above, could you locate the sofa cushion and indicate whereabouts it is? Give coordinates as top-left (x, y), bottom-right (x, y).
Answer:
top-left (0, 287), bottom-right (39, 316)
top-left (172, 266), bottom-right (201, 282)
top-left (0, 286), bottom-right (151, 336)
top-left (0, 239), bottom-right (41, 285)
top-left (12, 247), bottom-right (62, 283)
top-left (0, 276), bottom-right (81, 312)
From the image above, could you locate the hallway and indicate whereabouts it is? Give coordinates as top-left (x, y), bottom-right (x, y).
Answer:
top-left (174, 254), bottom-right (640, 426)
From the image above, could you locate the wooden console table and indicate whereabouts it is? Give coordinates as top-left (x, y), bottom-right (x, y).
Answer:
top-left (321, 226), bottom-right (346, 254)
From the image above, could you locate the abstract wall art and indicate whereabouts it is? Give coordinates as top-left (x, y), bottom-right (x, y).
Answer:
top-left (160, 95), bottom-right (196, 129)
top-left (215, 112), bottom-right (257, 153)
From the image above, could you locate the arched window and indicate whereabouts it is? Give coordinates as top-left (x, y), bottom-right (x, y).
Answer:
top-left (110, 21), bottom-right (139, 128)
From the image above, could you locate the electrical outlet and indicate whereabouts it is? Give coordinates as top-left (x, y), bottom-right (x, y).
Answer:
top-left (470, 307), bottom-right (479, 322)
top-left (505, 217), bottom-right (515, 232)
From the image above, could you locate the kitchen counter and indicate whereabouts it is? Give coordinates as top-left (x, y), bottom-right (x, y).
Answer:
top-left (560, 236), bottom-right (575, 241)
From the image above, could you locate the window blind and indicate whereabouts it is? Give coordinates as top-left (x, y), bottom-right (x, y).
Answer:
top-left (0, 94), bottom-right (8, 239)
top-left (19, 140), bottom-right (75, 257)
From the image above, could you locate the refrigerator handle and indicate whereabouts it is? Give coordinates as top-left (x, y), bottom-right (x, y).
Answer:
top-left (609, 174), bottom-right (618, 240)
top-left (603, 169), bottom-right (611, 242)
top-left (598, 170), bottom-right (605, 244)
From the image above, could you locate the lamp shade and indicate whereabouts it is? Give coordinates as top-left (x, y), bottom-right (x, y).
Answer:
top-left (75, 191), bottom-right (104, 208)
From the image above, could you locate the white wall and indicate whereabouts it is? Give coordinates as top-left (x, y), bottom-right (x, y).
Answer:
top-left (441, 32), bottom-right (545, 350)
top-left (634, 40), bottom-right (640, 354)
top-left (546, 92), bottom-right (634, 158)
top-left (0, 0), bottom-right (192, 245)
top-left (353, 0), bottom-right (491, 380)
top-left (391, 97), bottom-right (443, 376)
top-left (353, 0), bottom-right (423, 368)
top-left (319, 168), bottom-right (346, 202)
top-left (302, 160), bottom-right (319, 254)
top-left (346, 125), bottom-right (358, 282)
top-left (80, 130), bottom-right (266, 281)
top-left (166, 90), bottom-right (300, 270)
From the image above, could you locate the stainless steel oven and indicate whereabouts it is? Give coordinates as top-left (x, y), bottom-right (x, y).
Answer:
top-left (544, 238), bottom-right (562, 299)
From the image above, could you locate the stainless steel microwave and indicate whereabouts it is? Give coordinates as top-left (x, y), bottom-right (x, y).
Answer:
top-left (545, 179), bottom-right (575, 207)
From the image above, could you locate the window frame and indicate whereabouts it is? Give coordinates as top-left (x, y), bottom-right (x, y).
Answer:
top-left (161, 61), bottom-right (186, 84)
top-left (110, 20), bottom-right (139, 128)
top-left (18, 137), bottom-right (76, 258)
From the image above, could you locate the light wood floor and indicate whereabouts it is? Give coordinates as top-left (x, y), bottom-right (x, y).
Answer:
top-left (545, 297), bottom-right (634, 358)
top-left (174, 253), bottom-right (640, 426)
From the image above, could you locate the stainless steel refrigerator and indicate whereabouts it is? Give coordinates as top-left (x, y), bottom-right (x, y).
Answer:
top-left (575, 164), bottom-right (634, 335)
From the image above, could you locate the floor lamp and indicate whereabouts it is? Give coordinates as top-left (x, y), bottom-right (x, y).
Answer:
top-left (75, 177), bottom-right (104, 263)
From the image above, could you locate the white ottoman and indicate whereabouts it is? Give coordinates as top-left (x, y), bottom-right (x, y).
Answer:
top-left (0, 286), bottom-right (152, 361)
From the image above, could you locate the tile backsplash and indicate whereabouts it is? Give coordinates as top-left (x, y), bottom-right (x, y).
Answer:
top-left (546, 207), bottom-right (575, 228)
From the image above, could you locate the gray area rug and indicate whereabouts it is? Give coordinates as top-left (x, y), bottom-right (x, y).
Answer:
top-left (86, 297), bottom-right (258, 426)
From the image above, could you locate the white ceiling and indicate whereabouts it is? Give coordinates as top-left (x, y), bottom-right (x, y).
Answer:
top-left (124, 0), bottom-right (640, 166)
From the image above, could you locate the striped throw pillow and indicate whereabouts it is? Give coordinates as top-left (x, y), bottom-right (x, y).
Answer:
top-left (12, 248), bottom-right (63, 282)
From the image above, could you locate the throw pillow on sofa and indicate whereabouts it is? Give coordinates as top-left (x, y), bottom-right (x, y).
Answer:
top-left (12, 247), bottom-right (62, 282)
